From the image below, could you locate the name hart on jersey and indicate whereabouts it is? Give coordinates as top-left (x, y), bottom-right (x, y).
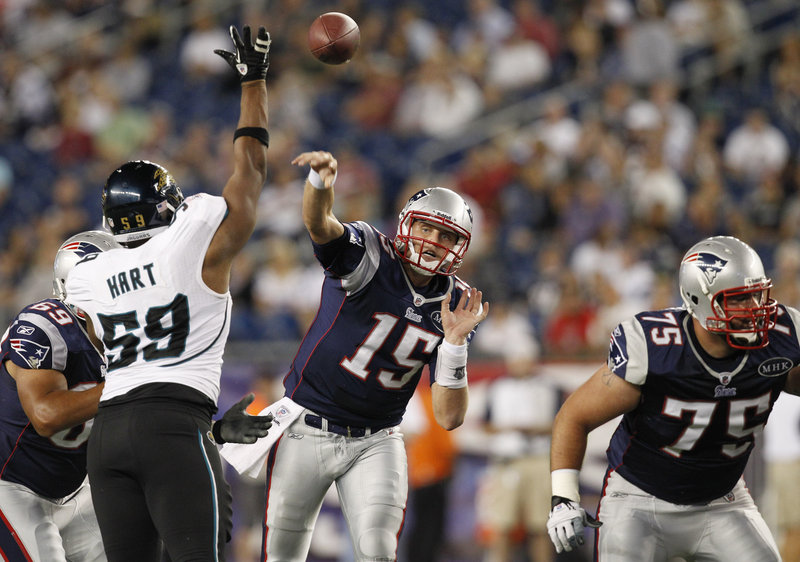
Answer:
top-left (106, 263), bottom-right (156, 298)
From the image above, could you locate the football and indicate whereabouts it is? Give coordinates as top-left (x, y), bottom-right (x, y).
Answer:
top-left (308, 12), bottom-right (360, 65)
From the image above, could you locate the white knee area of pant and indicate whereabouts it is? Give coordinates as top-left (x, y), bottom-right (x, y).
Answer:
top-left (357, 527), bottom-right (397, 559)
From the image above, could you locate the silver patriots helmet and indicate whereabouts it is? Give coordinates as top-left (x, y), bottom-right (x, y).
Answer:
top-left (393, 187), bottom-right (473, 276)
top-left (53, 230), bottom-right (121, 304)
top-left (679, 236), bottom-right (777, 349)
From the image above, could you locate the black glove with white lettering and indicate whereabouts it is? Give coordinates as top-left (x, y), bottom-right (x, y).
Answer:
top-left (212, 393), bottom-right (273, 444)
top-left (214, 25), bottom-right (271, 83)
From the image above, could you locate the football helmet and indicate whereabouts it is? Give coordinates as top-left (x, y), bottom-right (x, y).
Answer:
top-left (102, 160), bottom-right (184, 245)
top-left (393, 187), bottom-right (472, 276)
top-left (53, 230), bottom-right (121, 302)
top-left (679, 236), bottom-right (777, 349)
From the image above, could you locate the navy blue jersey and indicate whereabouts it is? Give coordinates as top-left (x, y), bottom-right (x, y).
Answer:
top-left (606, 305), bottom-right (800, 505)
top-left (0, 298), bottom-right (104, 498)
top-left (283, 222), bottom-right (473, 428)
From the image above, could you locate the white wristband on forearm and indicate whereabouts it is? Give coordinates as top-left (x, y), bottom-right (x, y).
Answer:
top-left (308, 168), bottom-right (336, 190)
top-left (551, 468), bottom-right (580, 502)
top-left (435, 340), bottom-right (468, 389)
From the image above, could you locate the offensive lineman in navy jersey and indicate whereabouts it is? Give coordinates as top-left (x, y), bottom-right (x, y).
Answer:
top-left (0, 230), bottom-right (119, 562)
top-left (547, 236), bottom-right (800, 561)
top-left (257, 150), bottom-right (489, 561)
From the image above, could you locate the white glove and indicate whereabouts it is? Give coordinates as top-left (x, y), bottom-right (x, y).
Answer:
top-left (546, 496), bottom-right (602, 553)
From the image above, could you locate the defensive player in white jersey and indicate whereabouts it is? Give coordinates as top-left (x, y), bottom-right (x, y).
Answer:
top-left (547, 236), bottom-right (800, 561)
top-left (65, 25), bottom-right (273, 562)
top-left (0, 231), bottom-right (118, 562)
top-left (258, 150), bottom-right (489, 562)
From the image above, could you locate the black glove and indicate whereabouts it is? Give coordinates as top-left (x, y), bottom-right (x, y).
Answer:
top-left (214, 25), bottom-right (271, 83)
top-left (212, 393), bottom-right (273, 444)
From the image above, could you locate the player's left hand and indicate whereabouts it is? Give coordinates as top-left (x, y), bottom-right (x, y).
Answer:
top-left (546, 496), bottom-right (602, 553)
top-left (215, 393), bottom-right (273, 444)
top-left (214, 25), bottom-right (271, 83)
top-left (441, 288), bottom-right (489, 345)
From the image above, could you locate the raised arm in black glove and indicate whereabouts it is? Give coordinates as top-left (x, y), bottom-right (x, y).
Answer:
top-left (214, 25), bottom-right (271, 83)
top-left (211, 393), bottom-right (273, 444)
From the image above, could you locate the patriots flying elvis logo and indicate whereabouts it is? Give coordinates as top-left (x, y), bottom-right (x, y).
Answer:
top-left (683, 252), bottom-right (728, 284)
top-left (61, 240), bottom-right (103, 258)
top-left (10, 339), bottom-right (51, 369)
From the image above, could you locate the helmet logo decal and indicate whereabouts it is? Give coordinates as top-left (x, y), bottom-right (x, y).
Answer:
top-left (59, 241), bottom-right (102, 258)
top-left (154, 167), bottom-right (171, 191)
top-left (683, 252), bottom-right (728, 284)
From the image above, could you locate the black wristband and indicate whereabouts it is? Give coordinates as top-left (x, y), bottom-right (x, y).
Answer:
top-left (211, 421), bottom-right (227, 444)
top-left (233, 127), bottom-right (269, 147)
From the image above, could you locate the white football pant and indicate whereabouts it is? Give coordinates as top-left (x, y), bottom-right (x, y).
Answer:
top-left (597, 471), bottom-right (780, 561)
top-left (0, 477), bottom-right (106, 562)
top-left (263, 413), bottom-right (407, 562)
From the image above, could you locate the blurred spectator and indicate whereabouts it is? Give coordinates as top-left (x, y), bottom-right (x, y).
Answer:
top-left (394, 4), bottom-right (444, 63)
top-left (705, 0), bottom-right (751, 69)
top-left (251, 236), bottom-right (323, 338)
top-left (179, 5), bottom-right (230, 79)
top-left (542, 271), bottom-right (598, 358)
top-left (515, 94), bottom-right (581, 181)
top-left (745, 173), bottom-right (786, 245)
top-left (453, 142), bottom-right (516, 223)
top-left (40, 172), bottom-right (91, 237)
top-left (451, 0), bottom-right (515, 54)
top-left (625, 132), bottom-right (688, 227)
top-left (255, 159), bottom-right (306, 239)
top-left (53, 92), bottom-right (95, 166)
top-left (327, 144), bottom-right (383, 225)
top-left (558, 175), bottom-right (627, 246)
top-left (400, 383), bottom-right (457, 562)
top-left (572, 116), bottom-right (626, 186)
top-left (1, 51), bottom-right (57, 134)
top-left (563, 16), bottom-right (604, 83)
top-left (646, 79), bottom-right (696, 171)
top-left (722, 108), bottom-right (790, 185)
top-left (475, 352), bottom-right (557, 562)
top-left (771, 33), bottom-right (800, 137)
top-left (763, 393), bottom-right (800, 562)
top-left (596, 79), bottom-right (634, 136)
top-left (670, 174), bottom-right (731, 250)
top-left (471, 298), bottom-right (540, 366)
top-left (393, 52), bottom-right (485, 139)
top-left (101, 34), bottom-right (154, 104)
top-left (511, 0), bottom-right (560, 61)
top-left (666, 0), bottom-right (710, 49)
top-left (343, 56), bottom-right (404, 132)
top-left (685, 107), bottom-right (726, 182)
top-left (484, 29), bottom-right (551, 98)
top-left (619, 0), bottom-right (680, 86)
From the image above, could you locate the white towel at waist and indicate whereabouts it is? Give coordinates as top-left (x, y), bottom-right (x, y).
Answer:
top-left (219, 396), bottom-right (304, 479)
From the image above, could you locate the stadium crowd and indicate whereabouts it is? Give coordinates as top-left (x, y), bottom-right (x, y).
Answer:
top-left (2, 1), bottom-right (800, 560)
top-left (1, 0), bottom-right (799, 359)
top-left (1, 0), bottom-right (799, 363)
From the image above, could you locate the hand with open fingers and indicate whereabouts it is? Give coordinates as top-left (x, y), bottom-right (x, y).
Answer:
top-left (291, 151), bottom-right (338, 189)
top-left (214, 25), bottom-right (271, 83)
top-left (441, 288), bottom-right (489, 345)
top-left (214, 393), bottom-right (273, 444)
top-left (546, 496), bottom-right (602, 553)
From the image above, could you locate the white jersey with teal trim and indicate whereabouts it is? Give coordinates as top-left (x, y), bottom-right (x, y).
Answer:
top-left (66, 193), bottom-right (231, 404)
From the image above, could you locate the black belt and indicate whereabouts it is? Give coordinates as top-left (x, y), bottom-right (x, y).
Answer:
top-left (304, 414), bottom-right (373, 437)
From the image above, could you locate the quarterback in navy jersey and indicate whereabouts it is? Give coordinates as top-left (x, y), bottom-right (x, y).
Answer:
top-left (0, 230), bottom-right (118, 562)
top-left (547, 236), bottom-right (800, 561)
top-left (259, 150), bottom-right (489, 562)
